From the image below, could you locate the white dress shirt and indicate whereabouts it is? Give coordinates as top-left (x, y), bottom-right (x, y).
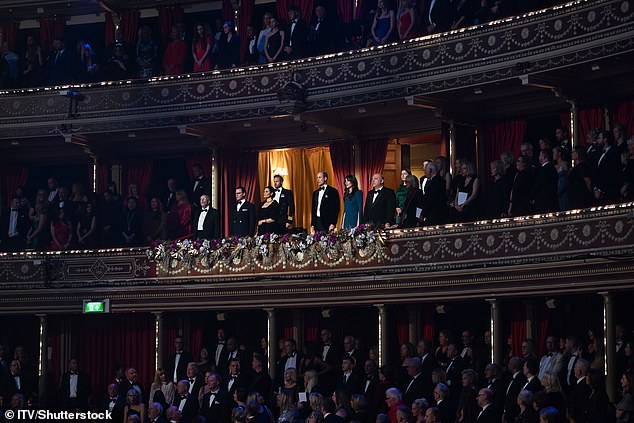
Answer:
top-left (316, 186), bottom-right (327, 217)
top-left (197, 208), bottom-right (208, 231)
top-left (69, 373), bottom-right (78, 398)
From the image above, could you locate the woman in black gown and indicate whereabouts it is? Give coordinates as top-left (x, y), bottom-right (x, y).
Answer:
top-left (257, 185), bottom-right (280, 234)
top-left (265, 17), bottom-right (285, 63)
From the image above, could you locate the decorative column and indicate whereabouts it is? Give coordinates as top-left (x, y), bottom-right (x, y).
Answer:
top-left (211, 148), bottom-right (219, 209)
top-left (37, 314), bottom-right (48, 407)
top-left (486, 299), bottom-right (500, 365)
top-left (449, 121), bottom-right (457, 176)
top-left (600, 292), bottom-right (615, 401)
top-left (265, 308), bottom-right (277, 379)
top-left (375, 304), bottom-right (388, 367)
top-left (153, 312), bottom-right (164, 371)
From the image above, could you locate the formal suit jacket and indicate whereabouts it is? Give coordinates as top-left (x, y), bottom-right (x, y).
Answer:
top-left (486, 378), bottom-right (505, 413)
top-left (213, 342), bottom-right (228, 369)
top-left (187, 375), bottom-right (204, 399)
top-left (403, 373), bottom-right (427, 407)
top-left (419, 353), bottom-right (437, 401)
top-left (437, 399), bottom-right (454, 423)
top-left (567, 378), bottom-right (592, 423)
top-left (324, 413), bottom-right (347, 423)
top-left (476, 405), bottom-right (499, 423)
top-left (337, 372), bottom-right (362, 397)
top-left (562, 354), bottom-right (580, 390)
top-left (99, 395), bottom-right (126, 423)
top-left (193, 207), bottom-right (220, 240)
top-left (49, 48), bottom-right (73, 84)
top-left (200, 389), bottom-right (228, 423)
top-left (117, 379), bottom-right (145, 403)
top-left (509, 168), bottom-right (533, 216)
top-left (320, 343), bottom-right (341, 395)
top-left (530, 162), bottom-right (559, 213)
top-left (173, 393), bottom-right (199, 423)
top-left (424, 0), bottom-right (452, 32)
top-left (514, 407), bottom-right (539, 423)
top-left (309, 17), bottom-right (337, 55)
top-left (191, 177), bottom-right (212, 205)
top-left (422, 175), bottom-right (448, 225)
top-left (364, 187), bottom-right (396, 227)
top-left (60, 371), bottom-right (92, 410)
top-left (3, 372), bottom-right (34, 399)
top-left (248, 369), bottom-right (272, 399)
top-left (285, 19), bottom-right (309, 58)
top-left (345, 349), bottom-right (367, 378)
top-left (503, 372), bottom-right (527, 423)
top-left (168, 350), bottom-right (194, 383)
top-left (223, 349), bottom-right (249, 377)
top-left (311, 186), bottom-right (340, 230)
top-left (522, 376), bottom-right (543, 394)
top-left (229, 201), bottom-right (256, 236)
top-left (276, 188), bottom-right (295, 229)
top-left (0, 207), bottom-right (29, 247)
top-left (445, 356), bottom-right (466, 397)
top-left (224, 373), bottom-right (248, 397)
top-left (595, 146), bottom-right (622, 203)
top-left (362, 375), bottom-right (379, 410)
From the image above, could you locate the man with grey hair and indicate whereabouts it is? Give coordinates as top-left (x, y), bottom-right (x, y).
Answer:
top-left (166, 405), bottom-right (183, 423)
top-left (402, 356), bottom-right (425, 406)
top-left (476, 388), bottom-right (498, 422)
top-left (173, 380), bottom-right (198, 423)
top-left (432, 383), bottom-right (452, 423)
top-left (503, 357), bottom-right (526, 423)
top-left (364, 173), bottom-right (396, 228)
top-left (515, 390), bottom-right (537, 423)
top-left (567, 359), bottom-right (591, 422)
top-left (343, 335), bottom-right (364, 378)
top-left (424, 406), bottom-right (440, 423)
top-left (421, 161), bottom-right (447, 225)
top-left (148, 402), bottom-right (167, 423)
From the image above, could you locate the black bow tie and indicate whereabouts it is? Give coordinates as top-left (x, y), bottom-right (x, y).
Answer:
top-left (201, 209), bottom-right (208, 213)
top-left (110, 397), bottom-right (117, 401)
top-left (547, 353), bottom-right (553, 357)
top-left (289, 353), bottom-right (296, 357)
top-left (180, 395), bottom-right (187, 399)
top-left (189, 379), bottom-right (195, 383)
top-left (231, 375), bottom-right (239, 379)
top-left (176, 351), bottom-right (183, 354)
top-left (320, 187), bottom-right (325, 191)
top-left (70, 371), bottom-right (77, 375)
top-left (367, 376), bottom-right (374, 381)
top-left (277, 189), bottom-right (281, 192)
top-left (218, 341), bottom-right (225, 345)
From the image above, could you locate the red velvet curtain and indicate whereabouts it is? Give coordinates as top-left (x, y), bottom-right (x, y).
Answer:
top-left (418, 0), bottom-right (427, 22)
top-left (39, 18), bottom-right (65, 53)
top-left (395, 307), bottom-right (409, 346)
top-left (223, 0), bottom-right (234, 23)
top-left (511, 303), bottom-right (526, 357)
top-left (297, 0), bottom-right (315, 25)
top-left (535, 304), bottom-right (550, 357)
top-left (239, 0), bottom-right (255, 63)
top-left (218, 150), bottom-right (259, 237)
top-left (282, 311), bottom-right (294, 341)
top-left (162, 315), bottom-right (182, 368)
top-left (337, 0), bottom-right (354, 23)
top-left (46, 317), bottom-right (64, 408)
top-left (124, 159), bottom-right (154, 205)
top-left (0, 165), bottom-right (28, 206)
top-left (578, 106), bottom-right (604, 147)
top-left (158, 6), bottom-right (184, 46)
top-left (329, 141), bottom-right (355, 201)
top-left (483, 119), bottom-right (527, 170)
top-left (358, 139), bottom-right (388, 203)
top-left (610, 99), bottom-right (634, 136)
top-left (185, 154), bottom-right (212, 180)
top-left (190, 315), bottom-right (205, 360)
top-left (422, 304), bottom-right (435, 345)
top-left (355, 0), bottom-right (366, 19)
top-left (304, 311), bottom-right (319, 343)
top-left (277, 0), bottom-right (293, 24)
top-left (104, 13), bottom-right (115, 47)
top-left (120, 10), bottom-right (140, 45)
top-left (71, 314), bottom-right (155, 406)
top-left (0, 22), bottom-right (19, 51)
top-left (97, 162), bottom-right (111, 194)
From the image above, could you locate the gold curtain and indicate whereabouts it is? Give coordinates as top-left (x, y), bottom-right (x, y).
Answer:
top-left (258, 147), bottom-right (341, 230)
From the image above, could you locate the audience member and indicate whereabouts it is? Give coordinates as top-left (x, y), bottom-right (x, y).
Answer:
top-left (137, 25), bottom-right (159, 78)
top-left (257, 186), bottom-right (281, 235)
top-left (164, 26), bottom-right (188, 76)
top-left (265, 17), bottom-right (285, 63)
top-left (311, 171), bottom-right (340, 233)
top-left (192, 24), bottom-right (213, 72)
top-left (364, 173), bottom-right (396, 228)
top-left (216, 22), bottom-right (240, 69)
top-left (230, 186), bottom-right (256, 237)
top-left (370, 0), bottom-right (396, 45)
top-left (343, 175), bottom-right (364, 229)
top-left (284, 7), bottom-right (308, 59)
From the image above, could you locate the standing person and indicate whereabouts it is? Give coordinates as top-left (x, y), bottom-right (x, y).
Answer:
top-left (167, 190), bottom-right (192, 240)
top-left (487, 160), bottom-right (509, 218)
top-left (311, 171), bottom-right (340, 233)
top-left (342, 175), bottom-right (363, 229)
top-left (454, 160), bottom-right (480, 222)
top-left (265, 17), bottom-right (285, 63)
top-left (163, 26), bottom-right (188, 76)
top-left (256, 186), bottom-right (280, 235)
top-left (397, 0), bottom-right (418, 40)
top-left (136, 25), bottom-right (158, 78)
top-left (229, 186), bottom-right (256, 237)
top-left (395, 169), bottom-right (411, 225)
top-left (60, 358), bottom-right (91, 411)
top-left (217, 22), bottom-right (240, 69)
top-left (273, 174), bottom-right (295, 233)
top-left (192, 24), bottom-right (213, 72)
top-left (257, 13), bottom-right (273, 64)
top-left (284, 6), bottom-right (308, 59)
top-left (364, 173), bottom-right (396, 228)
top-left (193, 195), bottom-right (220, 240)
top-left (530, 149), bottom-right (559, 213)
top-left (169, 336), bottom-right (194, 384)
top-left (369, 0), bottom-right (396, 46)
top-left (399, 175), bottom-right (423, 228)
top-left (190, 163), bottom-right (211, 210)
top-left (22, 35), bottom-right (44, 86)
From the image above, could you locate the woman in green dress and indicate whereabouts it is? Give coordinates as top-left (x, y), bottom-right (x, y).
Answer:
top-left (395, 169), bottom-right (412, 224)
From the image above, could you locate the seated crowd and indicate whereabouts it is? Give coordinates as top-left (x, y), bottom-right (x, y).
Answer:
top-left (1, 324), bottom-right (633, 423)
top-left (1, 126), bottom-right (633, 253)
top-left (1, 0), bottom-right (560, 89)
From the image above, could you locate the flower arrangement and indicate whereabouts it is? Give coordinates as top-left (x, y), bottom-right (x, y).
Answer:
top-left (147, 225), bottom-right (385, 272)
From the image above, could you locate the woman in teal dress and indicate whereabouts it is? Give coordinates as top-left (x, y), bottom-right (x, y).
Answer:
top-left (342, 175), bottom-right (363, 229)
top-left (395, 169), bottom-right (411, 224)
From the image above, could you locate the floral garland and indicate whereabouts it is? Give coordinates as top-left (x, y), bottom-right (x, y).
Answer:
top-left (147, 224), bottom-right (386, 272)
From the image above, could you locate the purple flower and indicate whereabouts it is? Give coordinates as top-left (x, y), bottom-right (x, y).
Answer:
top-left (210, 239), bottom-right (221, 250)
top-left (358, 224), bottom-right (367, 231)
top-left (328, 233), bottom-right (337, 243)
top-left (281, 233), bottom-right (291, 243)
top-left (314, 232), bottom-right (322, 241)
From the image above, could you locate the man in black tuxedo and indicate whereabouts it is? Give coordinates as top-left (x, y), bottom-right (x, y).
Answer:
top-left (148, 402), bottom-right (168, 423)
top-left (530, 149), bottom-right (559, 213)
top-left (337, 356), bottom-right (362, 397)
top-left (248, 353), bottom-right (272, 401)
top-left (1, 197), bottom-right (29, 252)
top-left (364, 173), bottom-right (396, 228)
top-left (49, 38), bottom-right (73, 84)
top-left (342, 335), bottom-right (365, 379)
top-left (0, 344), bottom-right (9, 379)
top-left (191, 163), bottom-right (211, 209)
top-left (229, 186), bottom-right (256, 237)
top-left (423, 0), bottom-right (452, 34)
top-left (118, 367), bottom-right (145, 404)
top-left (3, 359), bottom-right (34, 402)
top-left (322, 397), bottom-right (347, 423)
top-left (224, 337), bottom-right (248, 375)
top-left (100, 383), bottom-right (126, 423)
top-left (593, 130), bottom-right (622, 204)
top-left (60, 358), bottom-right (91, 411)
top-left (521, 357), bottom-right (543, 394)
top-left (475, 388), bottom-right (499, 423)
top-left (311, 171), bottom-right (340, 232)
top-left (193, 195), bottom-right (220, 240)
top-left (362, 359), bottom-right (379, 412)
top-left (245, 25), bottom-right (259, 65)
top-left (415, 339), bottom-right (436, 401)
top-left (165, 178), bottom-right (178, 212)
top-left (273, 175), bottom-right (295, 233)
top-left (277, 339), bottom-right (303, 386)
top-left (224, 358), bottom-right (247, 398)
top-left (433, 383), bottom-right (453, 423)
top-left (508, 155), bottom-right (534, 216)
top-left (213, 328), bottom-right (228, 372)
top-left (562, 335), bottom-right (583, 394)
top-left (200, 373), bottom-right (228, 423)
top-left (567, 359), bottom-right (592, 423)
top-left (421, 162), bottom-right (447, 225)
top-left (186, 362), bottom-right (204, 399)
top-left (402, 357), bottom-right (427, 407)
top-left (319, 329), bottom-right (340, 396)
top-left (309, 5), bottom-right (337, 55)
top-left (173, 380), bottom-right (199, 423)
top-left (483, 363), bottom-right (505, 413)
top-left (503, 357), bottom-right (526, 423)
top-left (168, 336), bottom-right (193, 383)
top-left (445, 344), bottom-right (465, 403)
top-left (284, 6), bottom-right (308, 59)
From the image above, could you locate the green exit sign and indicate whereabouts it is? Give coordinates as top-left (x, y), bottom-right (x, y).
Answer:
top-left (83, 300), bottom-right (110, 314)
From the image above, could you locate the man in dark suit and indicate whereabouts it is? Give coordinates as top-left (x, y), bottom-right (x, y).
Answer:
top-left (200, 373), bottom-right (228, 423)
top-left (521, 357), bottom-right (543, 394)
top-left (309, 5), bottom-right (337, 55)
top-left (476, 388), bottom-right (499, 423)
top-left (224, 337), bottom-right (248, 376)
top-left (342, 335), bottom-right (365, 378)
top-left (277, 339), bottom-right (303, 387)
top-left (284, 6), bottom-right (308, 59)
top-left (165, 178), bottom-right (178, 212)
top-left (484, 363), bottom-right (505, 413)
top-left (229, 186), bottom-right (255, 237)
top-left (1, 197), bottom-right (29, 252)
top-left (224, 358), bottom-right (247, 398)
top-left (503, 357), bottom-right (527, 423)
top-left (190, 163), bottom-right (211, 209)
top-left (416, 339), bottom-right (436, 401)
top-left (273, 175), bottom-right (295, 233)
top-left (118, 367), bottom-right (145, 404)
top-left (423, 0), bottom-right (452, 34)
top-left (49, 38), bottom-right (73, 84)
top-left (100, 383), bottom-right (126, 423)
top-left (567, 359), bottom-right (592, 423)
top-left (322, 397), bottom-right (347, 423)
top-left (168, 336), bottom-right (193, 383)
top-left (245, 25), bottom-right (259, 65)
top-left (362, 359), bottom-right (379, 412)
top-left (3, 359), bottom-right (35, 402)
top-left (248, 353), bottom-right (272, 401)
top-left (402, 357), bottom-right (427, 407)
top-left (508, 155), bottom-right (534, 216)
top-left (213, 328), bottom-right (228, 372)
top-left (364, 173), bottom-right (396, 228)
top-left (338, 356), bottom-right (362, 397)
top-left (193, 195), bottom-right (220, 240)
top-left (421, 162), bottom-right (448, 225)
top-left (445, 344), bottom-right (465, 403)
top-left (433, 383), bottom-right (453, 423)
top-left (319, 328), bottom-right (340, 396)
top-left (60, 358), bottom-right (91, 411)
top-left (148, 402), bottom-right (168, 423)
top-left (561, 335), bottom-right (583, 393)
top-left (530, 149), bottom-right (559, 213)
top-left (593, 130), bottom-right (622, 204)
top-left (173, 380), bottom-right (199, 423)
top-left (186, 362), bottom-right (204, 399)
top-left (311, 171), bottom-right (340, 232)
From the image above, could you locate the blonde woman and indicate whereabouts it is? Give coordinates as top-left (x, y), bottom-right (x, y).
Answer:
top-left (149, 368), bottom-right (174, 408)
